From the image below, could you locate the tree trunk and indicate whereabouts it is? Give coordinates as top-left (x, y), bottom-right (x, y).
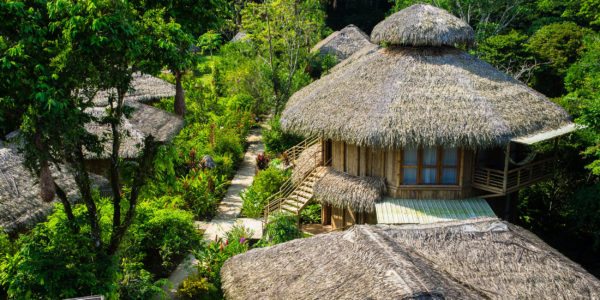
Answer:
top-left (174, 71), bottom-right (186, 116)
top-left (108, 136), bottom-right (159, 255)
top-left (73, 146), bottom-right (102, 249)
top-left (55, 182), bottom-right (78, 233)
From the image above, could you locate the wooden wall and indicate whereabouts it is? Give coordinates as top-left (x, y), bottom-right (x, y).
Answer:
top-left (328, 140), bottom-right (475, 199)
top-left (326, 140), bottom-right (476, 227)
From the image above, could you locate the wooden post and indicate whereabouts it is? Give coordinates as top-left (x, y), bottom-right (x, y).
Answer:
top-left (502, 143), bottom-right (511, 193)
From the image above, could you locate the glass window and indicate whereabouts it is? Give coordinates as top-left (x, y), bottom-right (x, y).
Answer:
top-left (402, 168), bottom-right (417, 184)
top-left (441, 168), bottom-right (457, 184)
top-left (443, 148), bottom-right (458, 166)
top-left (422, 168), bottom-right (437, 184)
top-left (400, 147), bottom-right (460, 185)
top-left (403, 148), bottom-right (417, 165)
top-left (422, 147), bottom-right (437, 165)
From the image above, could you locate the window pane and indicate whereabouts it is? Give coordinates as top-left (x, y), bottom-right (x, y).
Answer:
top-left (422, 168), bottom-right (437, 184)
top-left (442, 168), bottom-right (457, 184)
top-left (403, 168), bottom-right (417, 184)
top-left (403, 148), bottom-right (417, 165)
top-left (443, 148), bottom-right (458, 166)
top-left (422, 147), bottom-right (437, 165)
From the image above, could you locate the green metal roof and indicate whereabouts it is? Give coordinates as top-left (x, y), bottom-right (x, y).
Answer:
top-left (375, 198), bottom-right (496, 224)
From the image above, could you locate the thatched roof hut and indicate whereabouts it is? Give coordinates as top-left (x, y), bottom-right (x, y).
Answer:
top-left (313, 167), bottom-right (385, 213)
top-left (222, 219), bottom-right (600, 299)
top-left (85, 103), bottom-right (183, 159)
top-left (311, 25), bottom-right (373, 61)
top-left (92, 73), bottom-right (176, 107)
top-left (0, 145), bottom-right (109, 233)
top-left (281, 4), bottom-right (572, 149)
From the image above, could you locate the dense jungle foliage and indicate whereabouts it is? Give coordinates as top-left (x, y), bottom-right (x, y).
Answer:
top-left (0, 0), bottom-right (598, 298)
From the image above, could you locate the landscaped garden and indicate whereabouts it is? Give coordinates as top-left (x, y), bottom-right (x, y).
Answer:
top-left (1, 0), bottom-right (600, 299)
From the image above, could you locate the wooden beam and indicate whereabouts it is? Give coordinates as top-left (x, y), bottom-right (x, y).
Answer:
top-left (502, 143), bottom-right (511, 193)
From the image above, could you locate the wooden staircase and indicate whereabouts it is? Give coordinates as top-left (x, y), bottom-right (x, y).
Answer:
top-left (266, 167), bottom-right (327, 218)
top-left (264, 136), bottom-right (326, 221)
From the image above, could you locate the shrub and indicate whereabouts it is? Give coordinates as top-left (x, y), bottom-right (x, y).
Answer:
top-left (260, 212), bottom-right (302, 246)
top-left (177, 274), bottom-right (219, 300)
top-left (263, 115), bottom-right (303, 154)
top-left (256, 152), bottom-right (270, 170)
top-left (0, 205), bottom-right (119, 299)
top-left (127, 203), bottom-right (203, 277)
top-left (190, 225), bottom-right (252, 298)
top-left (241, 166), bottom-right (289, 217)
top-left (300, 203), bottom-right (322, 224)
top-left (118, 259), bottom-right (167, 300)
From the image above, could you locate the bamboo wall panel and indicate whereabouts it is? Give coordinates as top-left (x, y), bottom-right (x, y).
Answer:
top-left (359, 146), bottom-right (368, 176)
top-left (331, 206), bottom-right (344, 229)
top-left (332, 141), bottom-right (345, 171)
top-left (346, 144), bottom-right (360, 176)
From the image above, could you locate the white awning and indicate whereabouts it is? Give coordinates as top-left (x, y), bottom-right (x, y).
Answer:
top-left (375, 198), bottom-right (496, 225)
top-left (511, 123), bottom-right (583, 145)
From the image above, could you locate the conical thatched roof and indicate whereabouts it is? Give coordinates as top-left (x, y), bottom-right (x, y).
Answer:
top-left (221, 219), bottom-right (600, 299)
top-left (313, 167), bottom-right (385, 213)
top-left (0, 145), bottom-right (109, 233)
top-left (281, 5), bottom-right (571, 149)
top-left (371, 4), bottom-right (474, 47)
top-left (311, 25), bottom-right (373, 61)
top-left (92, 73), bottom-right (176, 107)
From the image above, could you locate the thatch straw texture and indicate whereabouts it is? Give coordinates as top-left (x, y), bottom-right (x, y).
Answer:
top-left (85, 103), bottom-right (183, 159)
top-left (313, 167), bottom-right (385, 212)
top-left (126, 102), bottom-right (184, 143)
top-left (221, 219), bottom-right (600, 299)
top-left (0, 145), bottom-right (109, 233)
top-left (371, 4), bottom-right (474, 47)
top-left (291, 143), bottom-right (322, 184)
top-left (84, 107), bottom-right (146, 159)
top-left (92, 73), bottom-right (175, 107)
top-left (281, 46), bottom-right (571, 149)
top-left (311, 25), bottom-right (373, 61)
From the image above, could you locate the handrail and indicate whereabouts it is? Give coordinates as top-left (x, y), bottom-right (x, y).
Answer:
top-left (264, 149), bottom-right (326, 222)
top-left (282, 136), bottom-right (320, 165)
top-left (473, 157), bottom-right (554, 194)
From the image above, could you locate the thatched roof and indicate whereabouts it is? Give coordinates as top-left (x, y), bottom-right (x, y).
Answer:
top-left (291, 143), bottom-right (322, 184)
top-left (85, 103), bottom-right (183, 159)
top-left (0, 145), bottom-right (109, 233)
top-left (282, 48), bottom-right (571, 149)
top-left (281, 4), bottom-right (572, 149)
top-left (92, 73), bottom-right (175, 107)
top-left (371, 4), bottom-right (474, 47)
top-left (125, 102), bottom-right (184, 143)
top-left (311, 25), bottom-right (373, 61)
top-left (313, 167), bottom-right (385, 213)
top-left (222, 219), bottom-right (600, 299)
top-left (84, 107), bottom-right (146, 159)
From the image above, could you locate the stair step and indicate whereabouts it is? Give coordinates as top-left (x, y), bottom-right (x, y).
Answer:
top-left (292, 190), bottom-right (312, 199)
top-left (297, 186), bottom-right (313, 193)
top-left (288, 194), bottom-right (310, 202)
top-left (281, 204), bottom-right (300, 213)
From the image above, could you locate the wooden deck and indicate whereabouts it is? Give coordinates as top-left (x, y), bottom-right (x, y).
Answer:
top-left (472, 158), bottom-right (553, 195)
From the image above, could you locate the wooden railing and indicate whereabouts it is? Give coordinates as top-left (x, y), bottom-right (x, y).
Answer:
top-left (473, 158), bottom-right (554, 194)
top-left (282, 136), bottom-right (320, 166)
top-left (263, 151), bottom-right (328, 222)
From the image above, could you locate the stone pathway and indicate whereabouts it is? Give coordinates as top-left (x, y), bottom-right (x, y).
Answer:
top-left (162, 125), bottom-right (265, 298)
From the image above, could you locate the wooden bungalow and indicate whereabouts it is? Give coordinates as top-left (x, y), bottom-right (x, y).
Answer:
top-left (310, 24), bottom-right (374, 62)
top-left (265, 4), bottom-right (578, 228)
top-left (221, 219), bottom-right (600, 299)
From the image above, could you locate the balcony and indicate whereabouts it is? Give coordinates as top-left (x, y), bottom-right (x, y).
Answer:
top-left (472, 158), bottom-right (554, 195)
